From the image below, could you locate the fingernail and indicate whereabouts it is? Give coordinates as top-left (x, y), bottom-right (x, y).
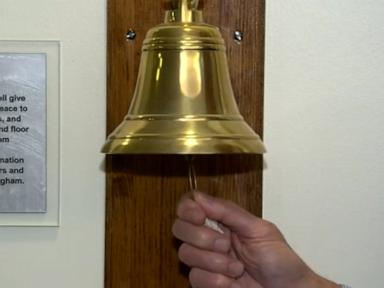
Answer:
top-left (213, 238), bottom-right (230, 252)
top-left (228, 261), bottom-right (244, 277)
top-left (230, 282), bottom-right (242, 288)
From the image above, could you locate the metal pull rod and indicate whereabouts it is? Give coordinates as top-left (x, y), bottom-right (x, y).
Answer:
top-left (186, 156), bottom-right (224, 234)
top-left (187, 156), bottom-right (198, 191)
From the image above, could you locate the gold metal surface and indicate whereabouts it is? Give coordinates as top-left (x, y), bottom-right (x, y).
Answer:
top-left (102, 0), bottom-right (266, 154)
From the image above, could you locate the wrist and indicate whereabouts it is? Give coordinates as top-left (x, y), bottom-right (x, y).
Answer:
top-left (297, 271), bottom-right (339, 288)
top-left (315, 275), bottom-right (340, 288)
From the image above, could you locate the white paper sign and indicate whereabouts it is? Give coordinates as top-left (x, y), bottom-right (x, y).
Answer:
top-left (0, 53), bottom-right (47, 213)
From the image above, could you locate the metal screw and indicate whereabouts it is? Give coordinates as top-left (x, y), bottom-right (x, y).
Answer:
top-left (126, 29), bottom-right (136, 41)
top-left (234, 30), bottom-right (243, 43)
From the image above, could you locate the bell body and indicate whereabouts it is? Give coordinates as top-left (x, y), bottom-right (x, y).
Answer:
top-left (102, 0), bottom-right (265, 154)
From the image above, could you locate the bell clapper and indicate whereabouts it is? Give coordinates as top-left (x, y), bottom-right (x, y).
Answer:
top-left (186, 156), bottom-right (224, 235)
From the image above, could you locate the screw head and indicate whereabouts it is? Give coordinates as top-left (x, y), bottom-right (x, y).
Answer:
top-left (234, 30), bottom-right (243, 43)
top-left (126, 29), bottom-right (137, 41)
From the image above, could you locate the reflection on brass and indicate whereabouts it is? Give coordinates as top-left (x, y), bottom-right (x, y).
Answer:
top-left (102, 0), bottom-right (266, 154)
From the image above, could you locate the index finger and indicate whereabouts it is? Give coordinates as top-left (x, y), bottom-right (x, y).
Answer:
top-left (177, 193), bottom-right (206, 225)
top-left (193, 192), bottom-right (261, 237)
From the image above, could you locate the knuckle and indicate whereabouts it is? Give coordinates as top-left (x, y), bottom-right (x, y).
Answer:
top-left (189, 268), bottom-right (228, 288)
top-left (211, 254), bottom-right (225, 268)
top-left (212, 274), bottom-right (227, 287)
top-left (196, 229), bottom-right (211, 247)
top-left (262, 220), bottom-right (279, 232)
top-left (256, 220), bottom-right (285, 240)
top-left (197, 229), bottom-right (208, 240)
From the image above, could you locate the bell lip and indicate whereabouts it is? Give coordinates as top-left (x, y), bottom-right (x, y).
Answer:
top-left (101, 138), bottom-right (266, 155)
top-left (102, 115), bottom-right (266, 155)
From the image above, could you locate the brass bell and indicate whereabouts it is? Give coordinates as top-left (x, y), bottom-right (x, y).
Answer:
top-left (102, 0), bottom-right (266, 154)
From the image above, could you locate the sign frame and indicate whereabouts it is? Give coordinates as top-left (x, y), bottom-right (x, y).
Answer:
top-left (0, 40), bottom-right (60, 226)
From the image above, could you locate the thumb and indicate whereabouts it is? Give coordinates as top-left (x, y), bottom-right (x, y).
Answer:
top-left (193, 192), bottom-right (261, 237)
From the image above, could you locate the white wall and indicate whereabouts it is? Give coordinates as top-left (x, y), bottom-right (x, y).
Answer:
top-left (264, 1), bottom-right (384, 287)
top-left (1, 0), bottom-right (382, 287)
top-left (0, 1), bottom-right (106, 288)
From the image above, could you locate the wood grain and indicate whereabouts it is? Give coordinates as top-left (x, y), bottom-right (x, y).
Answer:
top-left (106, 1), bottom-right (265, 287)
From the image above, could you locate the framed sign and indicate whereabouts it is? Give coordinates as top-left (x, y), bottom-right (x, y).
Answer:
top-left (0, 40), bottom-right (60, 226)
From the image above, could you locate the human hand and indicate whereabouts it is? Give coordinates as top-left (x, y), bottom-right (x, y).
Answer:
top-left (172, 192), bottom-right (339, 288)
